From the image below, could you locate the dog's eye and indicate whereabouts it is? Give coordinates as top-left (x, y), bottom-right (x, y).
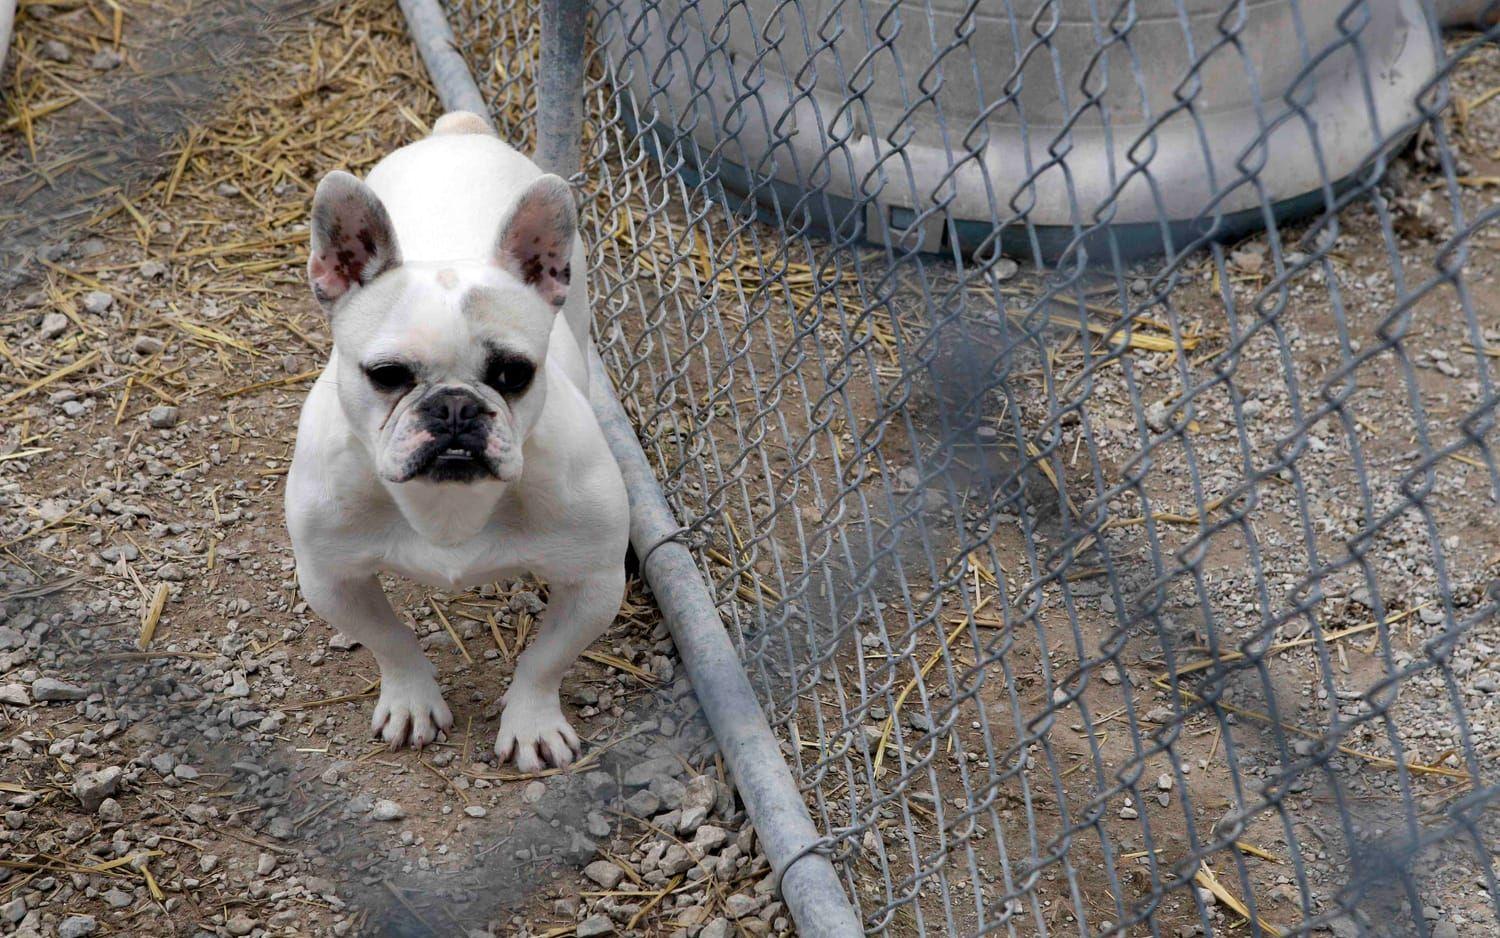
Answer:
top-left (485, 358), bottom-right (535, 395)
top-left (364, 362), bottom-right (415, 392)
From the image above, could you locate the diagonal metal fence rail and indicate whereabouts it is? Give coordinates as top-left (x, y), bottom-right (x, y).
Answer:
top-left (434, 0), bottom-right (1500, 934)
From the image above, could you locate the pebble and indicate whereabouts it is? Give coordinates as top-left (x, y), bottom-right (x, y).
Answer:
top-left (33, 677), bottom-right (89, 701)
top-left (148, 405), bottom-right (181, 428)
top-left (59, 914), bottom-right (98, 938)
top-left (257, 853), bottom-right (278, 875)
top-left (1157, 774), bottom-right (1173, 791)
top-left (103, 888), bottom-right (132, 909)
top-left (624, 789), bottom-right (662, 817)
top-left (133, 334), bottom-right (166, 355)
top-left (584, 860), bottom-right (624, 889)
top-left (724, 893), bottom-right (760, 918)
top-left (992, 257), bottom-right (1020, 281)
top-left (140, 259), bottom-right (168, 279)
top-left (90, 49), bottom-right (123, 70)
top-left (0, 684), bottom-right (30, 706)
top-left (1118, 805), bottom-right (1139, 820)
top-left (463, 805), bottom-right (487, 818)
top-left (62, 400), bottom-right (87, 417)
top-left (226, 914), bottom-right (256, 936)
top-left (700, 919), bottom-right (733, 938)
top-left (1, 897), bottom-right (26, 924)
top-left (522, 780), bottom-right (546, 803)
top-left (576, 913), bottom-right (614, 936)
top-left (82, 290), bottom-right (115, 313)
top-left (371, 799), bottom-right (405, 821)
top-left (41, 39), bottom-right (72, 62)
top-left (39, 312), bottom-right (69, 339)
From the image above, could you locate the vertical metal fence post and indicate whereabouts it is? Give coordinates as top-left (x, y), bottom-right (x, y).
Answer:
top-left (400, 0), bottom-right (866, 932)
top-left (536, 0), bottom-right (587, 179)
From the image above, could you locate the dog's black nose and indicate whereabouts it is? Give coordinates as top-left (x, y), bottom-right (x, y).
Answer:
top-left (421, 388), bottom-right (482, 433)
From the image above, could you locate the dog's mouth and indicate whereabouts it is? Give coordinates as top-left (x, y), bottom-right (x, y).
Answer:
top-left (406, 438), bottom-right (500, 483)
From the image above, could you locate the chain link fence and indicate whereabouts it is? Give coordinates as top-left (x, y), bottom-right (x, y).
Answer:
top-left (439, 1), bottom-right (1499, 934)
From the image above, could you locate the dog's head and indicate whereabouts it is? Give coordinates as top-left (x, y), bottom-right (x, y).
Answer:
top-left (305, 170), bottom-right (574, 487)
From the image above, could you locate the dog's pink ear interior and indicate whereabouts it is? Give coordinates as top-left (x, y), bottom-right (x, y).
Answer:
top-left (308, 171), bottom-right (402, 308)
top-left (494, 174), bottom-right (576, 309)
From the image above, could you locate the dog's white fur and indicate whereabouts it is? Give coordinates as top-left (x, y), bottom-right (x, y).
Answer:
top-left (285, 113), bottom-right (629, 772)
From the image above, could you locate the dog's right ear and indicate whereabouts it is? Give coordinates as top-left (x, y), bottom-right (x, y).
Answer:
top-left (308, 171), bottom-right (402, 310)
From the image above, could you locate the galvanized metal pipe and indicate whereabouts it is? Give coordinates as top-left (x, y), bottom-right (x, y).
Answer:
top-left (586, 350), bottom-right (864, 938)
top-left (396, 0), bottom-right (490, 120)
top-left (535, 0), bottom-right (588, 180)
top-left (397, 0), bottom-right (863, 932)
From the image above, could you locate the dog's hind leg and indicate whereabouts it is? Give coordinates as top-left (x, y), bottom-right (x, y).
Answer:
top-left (495, 567), bottom-right (626, 771)
top-left (297, 565), bottom-right (454, 749)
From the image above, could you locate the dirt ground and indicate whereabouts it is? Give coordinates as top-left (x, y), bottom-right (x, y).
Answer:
top-left (0, 2), bottom-right (788, 937)
top-left (4, 1), bottom-right (1500, 937)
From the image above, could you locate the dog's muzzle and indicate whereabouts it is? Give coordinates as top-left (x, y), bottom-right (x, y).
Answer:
top-left (404, 388), bottom-right (499, 483)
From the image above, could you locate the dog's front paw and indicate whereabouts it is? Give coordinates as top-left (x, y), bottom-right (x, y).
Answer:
top-left (494, 688), bottom-right (580, 772)
top-left (371, 670), bottom-right (453, 749)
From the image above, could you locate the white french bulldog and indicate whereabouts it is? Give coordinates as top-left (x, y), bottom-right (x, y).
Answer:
top-left (285, 111), bottom-right (629, 772)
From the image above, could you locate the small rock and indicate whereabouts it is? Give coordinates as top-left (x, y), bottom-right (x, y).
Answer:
top-left (700, 918), bottom-right (733, 938)
top-left (693, 825), bottom-right (729, 853)
top-left (576, 913), bottom-right (614, 937)
top-left (157, 562), bottom-right (187, 581)
top-left (1230, 249), bottom-right (1264, 274)
top-left (725, 893), bottom-right (760, 918)
top-left (133, 334), bottom-right (166, 356)
top-left (97, 797), bottom-right (123, 823)
top-left (992, 257), bottom-right (1020, 281)
top-left (173, 764), bottom-right (200, 780)
top-left (583, 860), bottom-right (624, 889)
top-left (1119, 805), bottom-right (1139, 820)
top-left (226, 914), bottom-right (256, 936)
top-left (71, 766), bottom-right (122, 812)
top-left (150, 753), bottom-right (176, 775)
top-left (1430, 923), bottom-right (1459, 938)
top-left (89, 49), bottom-right (123, 70)
top-left (624, 789), bottom-right (661, 817)
top-left (59, 914), bottom-right (98, 938)
top-left (256, 853), bottom-right (278, 875)
top-left (99, 543), bottom-right (140, 563)
top-left (41, 39), bottom-right (72, 62)
top-left (82, 290), bottom-right (115, 313)
top-left (1157, 774), bottom-right (1173, 791)
top-left (200, 854), bottom-right (220, 873)
top-left (371, 799), bottom-right (405, 821)
top-left (522, 780), bottom-right (546, 803)
top-left (0, 684), bottom-right (31, 706)
top-left (0, 627), bottom-right (21, 651)
top-left (103, 888), bottom-right (132, 909)
top-left (1, 896), bottom-right (26, 924)
top-left (623, 756), bottom-right (680, 788)
top-left (463, 805), bottom-right (487, 818)
top-left (61, 400), bottom-right (87, 418)
top-left (33, 677), bottom-right (88, 701)
top-left (39, 312), bottom-right (69, 339)
top-left (147, 405), bottom-right (180, 429)
top-left (139, 260), bottom-right (167, 280)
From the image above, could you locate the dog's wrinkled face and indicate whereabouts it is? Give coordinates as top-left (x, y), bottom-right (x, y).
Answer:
top-left (306, 170), bottom-right (575, 487)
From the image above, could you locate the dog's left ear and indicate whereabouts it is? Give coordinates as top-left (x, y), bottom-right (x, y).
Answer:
top-left (494, 174), bottom-right (576, 309)
top-left (308, 171), bottom-right (403, 310)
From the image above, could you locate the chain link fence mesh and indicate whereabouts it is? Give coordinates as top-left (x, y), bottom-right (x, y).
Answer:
top-left (440, 1), bottom-right (1499, 934)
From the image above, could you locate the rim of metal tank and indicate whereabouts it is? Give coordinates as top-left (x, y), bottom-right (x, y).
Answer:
top-left (601, 0), bottom-right (1465, 263)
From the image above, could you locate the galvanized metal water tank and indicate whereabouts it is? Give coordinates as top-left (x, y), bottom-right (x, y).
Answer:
top-left (603, 0), bottom-right (1445, 259)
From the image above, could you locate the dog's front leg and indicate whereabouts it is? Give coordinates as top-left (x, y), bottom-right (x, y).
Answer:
top-left (298, 565), bottom-right (453, 749)
top-left (496, 569), bottom-right (624, 771)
